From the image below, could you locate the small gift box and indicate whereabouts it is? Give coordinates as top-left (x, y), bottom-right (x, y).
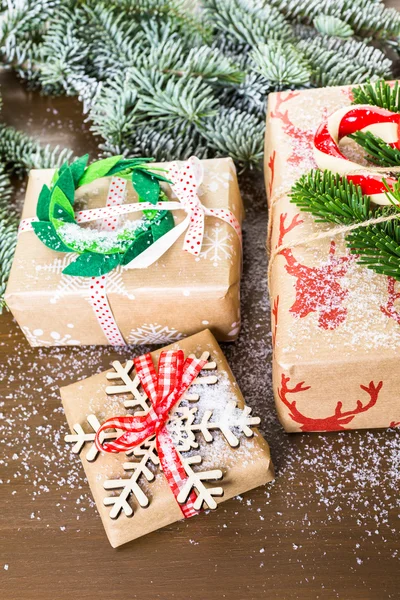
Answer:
top-left (60, 329), bottom-right (274, 547)
top-left (5, 156), bottom-right (243, 347)
top-left (265, 83), bottom-right (400, 433)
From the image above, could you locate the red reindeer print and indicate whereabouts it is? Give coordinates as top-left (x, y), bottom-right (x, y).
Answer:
top-left (270, 91), bottom-right (316, 168)
top-left (272, 295), bottom-right (279, 349)
top-left (278, 374), bottom-right (383, 432)
top-left (341, 87), bottom-right (354, 102)
top-left (277, 213), bottom-right (352, 330)
top-left (268, 150), bottom-right (276, 197)
top-left (390, 421), bottom-right (400, 428)
top-left (277, 212), bottom-right (303, 247)
top-left (380, 277), bottom-right (400, 325)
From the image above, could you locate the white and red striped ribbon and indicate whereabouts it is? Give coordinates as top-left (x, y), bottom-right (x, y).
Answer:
top-left (314, 105), bottom-right (400, 205)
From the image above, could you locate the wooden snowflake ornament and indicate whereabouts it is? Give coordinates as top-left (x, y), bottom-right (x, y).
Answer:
top-left (64, 348), bottom-right (261, 520)
top-left (60, 330), bottom-right (274, 546)
top-left (64, 414), bottom-right (118, 462)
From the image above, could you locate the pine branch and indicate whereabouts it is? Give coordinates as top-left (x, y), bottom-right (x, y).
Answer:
top-left (0, 0), bottom-right (398, 171)
top-left (219, 71), bottom-right (268, 116)
top-left (290, 170), bottom-right (373, 224)
top-left (346, 209), bottom-right (400, 279)
top-left (348, 131), bottom-right (400, 167)
top-left (131, 70), bottom-right (218, 124)
top-left (130, 122), bottom-right (208, 162)
top-left (313, 15), bottom-right (354, 38)
top-left (290, 168), bottom-right (400, 282)
top-left (270, 0), bottom-right (400, 40)
top-left (0, 164), bottom-right (16, 313)
top-left (250, 40), bottom-right (311, 88)
top-left (298, 36), bottom-right (391, 87)
top-left (198, 107), bottom-right (264, 168)
top-left (352, 80), bottom-right (400, 113)
top-left (0, 125), bottom-right (73, 176)
top-left (204, 0), bottom-right (293, 47)
top-left (88, 75), bottom-right (140, 155)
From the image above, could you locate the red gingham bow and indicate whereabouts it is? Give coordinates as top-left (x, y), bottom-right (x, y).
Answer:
top-left (95, 350), bottom-right (207, 517)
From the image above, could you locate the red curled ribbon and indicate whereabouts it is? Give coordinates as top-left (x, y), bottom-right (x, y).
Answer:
top-left (95, 349), bottom-right (207, 517)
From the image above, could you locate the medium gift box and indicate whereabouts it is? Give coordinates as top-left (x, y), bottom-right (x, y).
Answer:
top-left (265, 83), bottom-right (400, 433)
top-left (5, 156), bottom-right (243, 347)
top-left (60, 329), bottom-right (274, 547)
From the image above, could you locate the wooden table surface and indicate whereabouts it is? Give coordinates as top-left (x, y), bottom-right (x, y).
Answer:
top-left (0, 69), bottom-right (399, 600)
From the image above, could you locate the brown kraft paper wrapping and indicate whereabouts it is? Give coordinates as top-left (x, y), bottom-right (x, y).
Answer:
top-left (265, 84), bottom-right (400, 433)
top-left (5, 158), bottom-right (243, 347)
top-left (60, 329), bottom-right (274, 547)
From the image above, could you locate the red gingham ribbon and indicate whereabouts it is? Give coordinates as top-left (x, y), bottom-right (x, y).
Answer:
top-left (95, 350), bottom-right (207, 517)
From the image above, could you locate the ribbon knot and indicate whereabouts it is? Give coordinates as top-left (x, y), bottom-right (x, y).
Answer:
top-left (95, 349), bottom-right (207, 517)
top-left (168, 156), bottom-right (242, 257)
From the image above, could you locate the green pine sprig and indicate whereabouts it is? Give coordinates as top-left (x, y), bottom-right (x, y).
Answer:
top-left (348, 130), bottom-right (400, 167)
top-left (290, 170), bottom-right (372, 224)
top-left (351, 80), bottom-right (400, 112)
top-left (290, 169), bottom-right (400, 282)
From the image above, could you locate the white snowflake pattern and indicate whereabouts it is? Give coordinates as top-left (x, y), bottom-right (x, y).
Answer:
top-left (36, 255), bottom-right (89, 304)
top-left (201, 166), bottom-right (235, 194)
top-left (22, 326), bottom-right (80, 347)
top-left (66, 352), bottom-right (260, 519)
top-left (36, 257), bottom-right (135, 304)
top-left (199, 224), bottom-right (234, 267)
top-left (127, 323), bottom-right (184, 345)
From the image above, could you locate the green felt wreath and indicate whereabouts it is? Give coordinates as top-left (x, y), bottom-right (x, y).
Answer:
top-left (32, 154), bottom-right (175, 277)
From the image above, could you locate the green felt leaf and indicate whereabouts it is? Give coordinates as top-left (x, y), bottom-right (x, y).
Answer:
top-left (55, 167), bottom-right (75, 205)
top-left (50, 169), bottom-right (59, 187)
top-left (36, 185), bottom-right (51, 221)
top-left (78, 155), bottom-right (123, 187)
top-left (62, 252), bottom-right (122, 276)
top-left (50, 186), bottom-right (75, 222)
top-left (32, 221), bottom-right (73, 252)
top-left (132, 169), bottom-right (160, 205)
top-left (58, 162), bottom-right (69, 177)
top-left (144, 168), bottom-right (172, 184)
top-left (121, 230), bottom-right (153, 265)
top-left (151, 211), bottom-right (175, 241)
top-left (107, 158), bottom-right (156, 177)
top-left (70, 154), bottom-right (89, 186)
top-left (53, 204), bottom-right (76, 224)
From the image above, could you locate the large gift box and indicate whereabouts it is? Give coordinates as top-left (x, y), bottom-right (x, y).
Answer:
top-left (265, 84), bottom-right (400, 433)
top-left (5, 157), bottom-right (243, 347)
top-left (60, 329), bottom-right (274, 547)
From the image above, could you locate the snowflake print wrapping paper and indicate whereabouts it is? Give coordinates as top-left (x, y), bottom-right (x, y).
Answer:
top-left (60, 330), bottom-right (274, 547)
top-left (5, 158), bottom-right (243, 347)
top-left (265, 83), bottom-right (400, 433)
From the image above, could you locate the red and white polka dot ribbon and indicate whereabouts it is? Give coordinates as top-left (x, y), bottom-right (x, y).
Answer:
top-left (88, 177), bottom-right (126, 345)
top-left (168, 156), bottom-right (242, 255)
top-left (314, 104), bottom-right (400, 205)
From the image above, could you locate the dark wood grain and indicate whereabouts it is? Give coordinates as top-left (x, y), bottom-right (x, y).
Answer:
top-left (0, 69), bottom-right (399, 600)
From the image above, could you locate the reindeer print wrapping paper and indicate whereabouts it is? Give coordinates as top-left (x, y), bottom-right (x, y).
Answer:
top-left (265, 84), bottom-right (400, 433)
top-left (60, 329), bottom-right (274, 547)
